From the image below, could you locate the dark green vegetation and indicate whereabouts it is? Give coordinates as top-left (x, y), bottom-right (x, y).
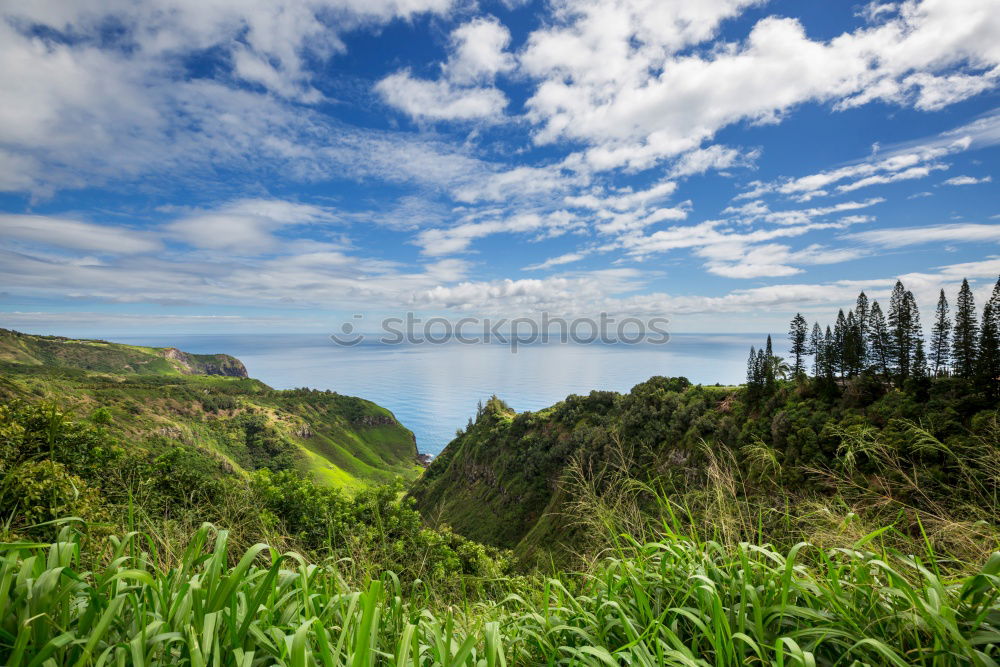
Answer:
top-left (3, 292), bottom-right (1000, 665)
top-left (0, 328), bottom-right (420, 487)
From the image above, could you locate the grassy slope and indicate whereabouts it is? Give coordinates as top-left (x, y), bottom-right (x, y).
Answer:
top-left (0, 329), bottom-right (419, 487)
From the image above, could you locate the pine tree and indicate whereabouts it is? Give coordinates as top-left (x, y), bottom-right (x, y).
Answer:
top-left (930, 289), bottom-right (951, 376)
top-left (868, 300), bottom-right (890, 378)
top-left (746, 345), bottom-right (759, 391)
top-left (809, 322), bottom-right (823, 376)
top-left (844, 311), bottom-right (861, 377)
top-left (764, 335), bottom-right (776, 392)
top-left (855, 291), bottom-right (869, 368)
top-left (913, 338), bottom-right (928, 379)
top-left (888, 280), bottom-right (912, 381)
top-left (755, 348), bottom-right (768, 395)
top-left (834, 310), bottom-right (847, 378)
top-left (986, 275), bottom-right (1000, 336)
top-left (789, 313), bottom-right (808, 377)
top-left (979, 301), bottom-right (1000, 396)
top-left (823, 326), bottom-right (835, 379)
top-left (952, 278), bottom-right (979, 378)
top-left (905, 289), bottom-right (923, 372)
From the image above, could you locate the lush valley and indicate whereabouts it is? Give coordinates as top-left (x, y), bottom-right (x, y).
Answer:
top-left (0, 328), bottom-right (421, 487)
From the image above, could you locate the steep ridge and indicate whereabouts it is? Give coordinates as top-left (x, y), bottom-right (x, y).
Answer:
top-left (0, 328), bottom-right (248, 376)
top-left (0, 328), bottom-right (419, 487)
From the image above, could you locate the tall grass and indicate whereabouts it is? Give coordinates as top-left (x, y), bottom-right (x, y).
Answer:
top-left (3, 521), bottom-right (999, 665)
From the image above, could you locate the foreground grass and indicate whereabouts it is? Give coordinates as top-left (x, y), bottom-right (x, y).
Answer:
top-left (3, 524), bottom-right (999, 666)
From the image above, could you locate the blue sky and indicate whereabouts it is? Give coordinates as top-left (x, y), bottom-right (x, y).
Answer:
top-left (0, 0), bottom-right (998, 335)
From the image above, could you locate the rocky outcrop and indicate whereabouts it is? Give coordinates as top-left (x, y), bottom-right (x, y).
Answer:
top-left (162, 348), bottom-right (248, 377)
top-left (353, 414), bottom-right (397, 427)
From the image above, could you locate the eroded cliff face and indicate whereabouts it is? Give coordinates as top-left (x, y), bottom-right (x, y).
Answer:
top-left (161, 348), bottom-right (248, 377)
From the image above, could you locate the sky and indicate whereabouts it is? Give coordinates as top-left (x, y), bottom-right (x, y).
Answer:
top-left (0, 0), bottom-right (999, 336)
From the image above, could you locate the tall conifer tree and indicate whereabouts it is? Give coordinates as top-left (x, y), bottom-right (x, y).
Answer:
top-left (868, 300), bottom-right (890, 378)
top-left (978, 279), bottom-right (999, 394)
top-left (888, 281), bottom-right (911, 380)
top-left (789, 313), bottom-right (807, 377)
top-left (810, 322), bottom-right (823, 376)
top-left (834, 310), bottom-right (847, 378)
top-left (855, 291), bottom-right (870, 368)
top-left (764, 335), bottom-right (775, 391)
top-left (930, 289), bottom-right (951, 376)
top-left (985, 275), bottom-right (1000, 336)
top-left (953, 278), bottom-right (979, 378)
top-left (823, 326), bottom-right (835, 379)
top-left (979, 302), bottom-right (999, 395)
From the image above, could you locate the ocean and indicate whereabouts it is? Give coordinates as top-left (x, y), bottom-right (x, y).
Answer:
top-left (114, 334), bottom-right (766, 456)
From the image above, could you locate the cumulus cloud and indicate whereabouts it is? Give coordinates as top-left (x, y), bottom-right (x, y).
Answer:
top-left (0, 0), bottom-right (461, 195)
top-left (375, 72), bottom-right (509, 122)
top-left (520, 0), bottom-right (1000, 171)
top-left (445, 16), bottom-right (517, 83)
top-left (376, 16), bottom-right (514, 123)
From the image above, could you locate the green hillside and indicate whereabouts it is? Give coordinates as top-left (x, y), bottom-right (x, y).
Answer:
top-left (0, 327), bottom-right (248, 376)
top-left (0, 328), bottom-right (420, 488)
top-left (410, 375), bottom-right (1000, 564)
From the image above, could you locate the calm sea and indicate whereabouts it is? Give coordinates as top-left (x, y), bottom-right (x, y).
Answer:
top-left (114, 334), bottom-right (767, 456)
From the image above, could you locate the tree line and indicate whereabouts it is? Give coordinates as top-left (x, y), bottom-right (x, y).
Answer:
top-left (747, 275), bottom-right (1000, 397)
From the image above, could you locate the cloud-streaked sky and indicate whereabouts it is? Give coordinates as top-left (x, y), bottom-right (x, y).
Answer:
top-left (1, 0), bottom-right (998, 334)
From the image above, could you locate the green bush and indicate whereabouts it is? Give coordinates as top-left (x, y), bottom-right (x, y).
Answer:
top-left (1, 460), bottom-right (106, 536)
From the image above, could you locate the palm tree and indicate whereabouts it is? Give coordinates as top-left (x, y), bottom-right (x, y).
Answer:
top-left (770, 355), bottom-right (792, 380)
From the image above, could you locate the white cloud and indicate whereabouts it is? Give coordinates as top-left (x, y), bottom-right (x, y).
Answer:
top-left (522, 251), bottom-right (590, 271)
top-left (165, 199), bottom-right (340, 253)
top-left (668, 145), bottom-right (759, 178)
top-left (942, 174), bottom-right (993, 185)
top-left (6, 0), bottom-right (454, 99)
top-left (837, 164), bottom-right (949, 192)
top-left (0, 0), bottom-right (465, 195)
top-left (904, 68), bottom-right (1000, 111)
top-left (698, 242), bottom-right (864, 279)
top-left (848, 222), bottom-right (1000, 247)
top-left (723, 198), bottom-right (885, 225)
top-left (520, 0), bottom-right (1000, 172)
top-left (565, 179), bottom-right (677, 211)
top-left (376, 16), bottom-right (514, 123)
top-left (414, 210), bottom-right (583, 256)
top-left (375, 72), bottom-right (509, 122)
top-left (0, 214), bottom-right (161, 254)
top-left (445, 16), bottom-right (516, 84)
top-left (737, 135), bottom-right (972, 201)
